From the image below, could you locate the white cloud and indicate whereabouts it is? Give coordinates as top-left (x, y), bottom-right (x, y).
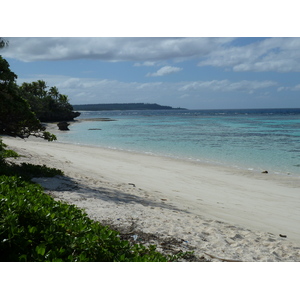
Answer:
top-left (277, 83), bottom-right (300, 92)
top-left (15, 74), bottom-right (288, 109)
top-left (2, 37), bottom-right (235, 62)
top-left (16, 74), bottom-right (173, 104)
top-left (292, 84), bottom-right (300, 91)
top-left (136, 82), bottom-right (163, 89)
top-left (277, 86), bottom-right (286, 92)
top-left (134, 61), bottom-right (157, 67)
top-left (198, 37), bottom-right (300, 72)
top-left (226, 80), bottom-right (277, 92)
top-left (179, 80), bottom-right (277, 93)
top-left (4, 37), bottom-right (300, 74)
top-left (146, 66), bottom-right (182, 77)
top-left (17, 74), bottom-right (278, 99)
top-left (179, 80), bottom-right (227, 91)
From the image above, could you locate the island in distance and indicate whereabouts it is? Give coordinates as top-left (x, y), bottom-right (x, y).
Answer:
top-left (72, 103), bottom-right (186, 111)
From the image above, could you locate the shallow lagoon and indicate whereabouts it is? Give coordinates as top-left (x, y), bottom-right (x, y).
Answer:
top-left (55, 108), bottom-right (300, 176)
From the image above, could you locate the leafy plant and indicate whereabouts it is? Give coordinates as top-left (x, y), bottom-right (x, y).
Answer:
top-left (0, 56), bottom-right (56, 141)
top-left (0, 139), bottom-right (63, 179)
top-left (19, 80), bottom-right (80, 122)
top-left (0, 138), bottom-right (19, 165)
top-left (0, 176), bottom-right (180, 262)
top-left (9, 163), bottom-right (63, 179)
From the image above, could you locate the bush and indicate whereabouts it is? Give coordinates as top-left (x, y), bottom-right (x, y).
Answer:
top-left (0, 176), bottom-right (174, 262)
top-left (1, 162), bottom-right (64, 179)
top-left (0, 138), bottom-right (19, 165)
top-left (0, 162), bottom-right (64, 180)
top-left (0, 138), bottom-right (63, 179)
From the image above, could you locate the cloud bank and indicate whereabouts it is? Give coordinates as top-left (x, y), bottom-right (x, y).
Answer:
top-left (4, 37), bottom-right (300, 109)
top-left (198, 37), bottom-right (300, 72)
top-left (3, 37), bottom-right (300, 73)
top-left (16, 74), bottom-right (282, 108)
top-left (2, 37), bottom-right (233, 63)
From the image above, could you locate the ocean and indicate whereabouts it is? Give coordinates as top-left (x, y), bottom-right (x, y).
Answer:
top-left (54, 108), bottom-right (300, 177)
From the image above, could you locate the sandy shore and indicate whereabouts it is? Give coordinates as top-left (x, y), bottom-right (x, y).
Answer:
top-left (3, 136), bottom-right (300, 262)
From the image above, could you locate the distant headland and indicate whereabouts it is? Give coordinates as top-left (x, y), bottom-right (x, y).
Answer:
top-left (72, 103), bottom-right (186, 111)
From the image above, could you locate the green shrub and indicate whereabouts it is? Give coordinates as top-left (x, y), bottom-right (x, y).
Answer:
top-left (0, 176), bottom-right (174, 262)
top-left (0, 162), bottom-right (64, 180)
top-left (0, 139), bottom-right (63, 179)
top-left (0, 138), bottom-right (19, 165)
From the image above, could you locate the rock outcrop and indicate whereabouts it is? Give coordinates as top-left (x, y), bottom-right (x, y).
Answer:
top-left (57, 121), bottom-right (70, 131)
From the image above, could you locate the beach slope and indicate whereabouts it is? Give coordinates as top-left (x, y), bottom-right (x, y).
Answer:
top-left (3, 136), bottom-right (300, 261)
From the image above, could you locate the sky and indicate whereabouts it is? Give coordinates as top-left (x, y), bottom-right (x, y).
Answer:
top-left (2, 0), bottom-right (300, 110)
top-left (1, 37), bottom-right (300, 109)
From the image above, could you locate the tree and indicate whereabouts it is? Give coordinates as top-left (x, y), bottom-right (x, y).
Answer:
top-left (19, 80), bottom-right (80, 122)
top-left (0, 55), bottom-right (56, 141)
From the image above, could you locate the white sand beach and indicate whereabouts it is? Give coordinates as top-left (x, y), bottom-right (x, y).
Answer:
top-left (3, 136), bottom-right (300, 262)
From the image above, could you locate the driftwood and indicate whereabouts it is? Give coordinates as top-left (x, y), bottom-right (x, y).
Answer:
top-left (279, 234), bottom-right (287, 238)
top-left (204, 252), bottom-right (242, 262)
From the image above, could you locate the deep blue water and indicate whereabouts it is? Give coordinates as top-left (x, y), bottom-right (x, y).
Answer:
top-left (55, 108), bottom-right (300, 176)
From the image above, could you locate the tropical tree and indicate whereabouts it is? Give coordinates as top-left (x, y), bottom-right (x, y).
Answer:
top-left (19, 80), bottom-right (80, 122)
top-left (0, 55), bottom-right (56, 141)
top-left (49, 86), bottom-right (59, 99)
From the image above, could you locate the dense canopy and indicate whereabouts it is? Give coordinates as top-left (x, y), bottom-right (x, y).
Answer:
top-left (0, 53), bottom-right (79, 140)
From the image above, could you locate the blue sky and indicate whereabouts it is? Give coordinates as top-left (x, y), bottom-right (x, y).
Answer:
top-left (2, 37), bottom-right (300, 109)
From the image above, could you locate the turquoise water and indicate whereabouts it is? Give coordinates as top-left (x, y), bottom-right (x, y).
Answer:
top-left (55, 108), bottom-right (300, 176)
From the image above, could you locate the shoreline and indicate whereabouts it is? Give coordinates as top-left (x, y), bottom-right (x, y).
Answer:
top-left (48, 121), bottom-right (300, 178)
top-left (2, 136), bottom-right (300, 261)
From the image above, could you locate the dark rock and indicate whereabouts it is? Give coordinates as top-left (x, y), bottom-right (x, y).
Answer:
top-left (261, 170), bottom-right (268, 174)
top-left (279, 234), bottom-right (287, 238)
top-left (57, 121), bottom-right (70, 131)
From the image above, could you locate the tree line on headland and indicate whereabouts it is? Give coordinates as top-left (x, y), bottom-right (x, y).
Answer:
top-left (73, 103), bottom-right (185, 111)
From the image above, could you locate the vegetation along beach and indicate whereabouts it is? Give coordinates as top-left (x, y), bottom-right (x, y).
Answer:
top-left (1, 37), bottom-right (300, 262)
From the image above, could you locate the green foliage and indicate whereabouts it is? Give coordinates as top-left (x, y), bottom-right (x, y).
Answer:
top-left (0, 55), bottom-right (16, 86)
top-left (0, 138), bottom-right (63, 179)
top-left (16, 163), bottom-right (63, 178)
top-left (0, 176), bottom-right (176, 262)
top-left (0, 56), bottom-right (56, 141)
top-left (0, 162), bottom-right (64, 180)
top-left (19, 80), bottom-right (80, 122)
top-left (0, 139), bottom-right (19, 165)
